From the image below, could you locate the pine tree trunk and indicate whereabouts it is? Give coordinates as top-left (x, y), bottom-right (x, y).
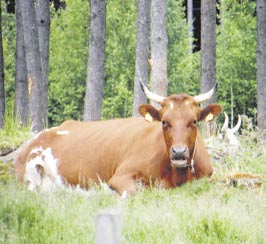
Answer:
top-left (14, 0), bottom-right (29, 126)
top-left (201, 0), bottom-right (216, 100)
top-left (0, 1), bottom-right (4, 129)
top-left (132, 0), bottom-right (150, 116)
top-left (36, 0), bottom-right (50, 126)
top-left (20, 0), bottom-right (46, 132)
top-left (84, 0), bottom-right (106, 121)
top-left (256, 0), bottom-right (266, 143)
top-left (200, 0), bottom-right (216, 137)
top-left (187, 0), bottom-right (193, 54)
top-left (150, 0), bottom-right (168, 107)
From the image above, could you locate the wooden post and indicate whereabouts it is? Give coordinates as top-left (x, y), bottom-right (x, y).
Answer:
top-left (96, 209), bottom-right (122, 244)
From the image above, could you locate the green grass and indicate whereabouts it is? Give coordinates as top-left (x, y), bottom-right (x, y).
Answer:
top-left (0, 128), bottom-right (266, 244)
top-left (0, 115), bottom-right (31, 153)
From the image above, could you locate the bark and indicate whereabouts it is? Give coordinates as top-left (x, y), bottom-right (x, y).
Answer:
top-left (256, 0), bottom-right (266, 143)
top-left (187, 0), bottom-right (193, 54)
top-left (200, 0), bottom-right (216, 138)
top-left (0, 1), bottom-right (4, 129)
top-left (150, 0), bottom-right (168, 108)
top-left (84, 0), bottom-right (107, 121)
top-left (20, 0), bottom-right (46, 132)
top-left (200, 0), bottom-right (216, 104)
top-left (36, 0), bottom-right (50, 126)
top-left (133, 0), bottom-right (150, 116)
top-left (14, 0), bottom-right (29, 126)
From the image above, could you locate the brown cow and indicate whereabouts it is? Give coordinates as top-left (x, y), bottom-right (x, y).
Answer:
top-left (14, 82), bottom-right (222, 195)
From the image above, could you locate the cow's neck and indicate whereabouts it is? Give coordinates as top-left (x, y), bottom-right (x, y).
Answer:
top-left (173, 167), bottom-right (193, 185)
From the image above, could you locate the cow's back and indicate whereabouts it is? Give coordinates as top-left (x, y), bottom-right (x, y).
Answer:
top-left (14, 118), bottom-right (166, 187)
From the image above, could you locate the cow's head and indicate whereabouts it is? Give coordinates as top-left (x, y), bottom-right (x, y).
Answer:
top-left (139, 81), bottom-right (222, 169)
top-left (219, 112), bottom-right (241, 145)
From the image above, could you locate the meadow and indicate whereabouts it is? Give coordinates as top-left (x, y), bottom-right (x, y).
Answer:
top-left (0, 124), bottom-right (265, 244)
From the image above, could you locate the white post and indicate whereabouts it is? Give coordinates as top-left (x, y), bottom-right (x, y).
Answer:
top-left (96, 209), bottom-right (122, 244)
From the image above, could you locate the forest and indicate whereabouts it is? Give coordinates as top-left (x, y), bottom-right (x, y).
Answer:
top-left (0, 0), bottom-right (264, 137)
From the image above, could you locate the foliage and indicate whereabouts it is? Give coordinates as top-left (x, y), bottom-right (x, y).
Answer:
top-left (48, 0), bottom-right (89, 125)
top-left (216, 0), bottom-right (257, 123)
top-left (0, 132), bottom-right (265, 243)
top-left (102, 0), bottom-right (137, 119)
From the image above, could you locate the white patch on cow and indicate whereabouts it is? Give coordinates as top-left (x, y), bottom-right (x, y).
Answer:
top-left (56, 130), bottom-right (69, 135)
top-left (170, 102), bottom-right (174, 110)
top-left (25, 147), bottom-right (63, 192)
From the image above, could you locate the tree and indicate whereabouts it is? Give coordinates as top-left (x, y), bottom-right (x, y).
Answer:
top-left (14, 0), bottom-right (28, 126)
top-left (187, 0), bottom-right (193, 54)
top-left (200, 0), bottom-right (216, 102)
top-left (200, 0), bottom-right (216, 137)
top-left (0, 1), bottom-right (4, 129)
top-left (36, 0), bottom-right (50, 125)
top-left (84, 0), bottom-right (107, 121)
top-left (20, 0), bottom-right (47, 132)
top-left (256, 0), bottom-right (266, 143)
top-left (132, 0), bottom-right (150, 116)
top-left (150, 0), bottom-right (168, 107)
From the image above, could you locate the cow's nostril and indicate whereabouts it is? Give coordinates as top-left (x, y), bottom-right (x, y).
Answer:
top-left (171, 146), bottom-right (188, 159)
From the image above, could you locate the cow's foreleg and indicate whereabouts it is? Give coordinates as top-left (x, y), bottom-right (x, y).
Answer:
top-left (109, 173), bottom-right (137, 196)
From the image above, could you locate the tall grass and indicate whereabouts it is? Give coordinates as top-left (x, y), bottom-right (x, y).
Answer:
top-left (0, 114), bottom-right (31, 151)
top-left (0, 129), bottom-right (265, 244)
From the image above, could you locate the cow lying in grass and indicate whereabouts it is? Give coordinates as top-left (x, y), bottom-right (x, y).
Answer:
top-left (14, 82), bottom-right (222, 195)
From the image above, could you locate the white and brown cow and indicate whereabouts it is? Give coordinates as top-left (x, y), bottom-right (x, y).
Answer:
top-left (14, 82), bottom-right (222, 195)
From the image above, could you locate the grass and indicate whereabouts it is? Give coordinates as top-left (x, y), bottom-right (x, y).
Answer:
top-left (0, 125), bottom-right (265, 244)
top-left (0, 115), bottom-right (31, 153)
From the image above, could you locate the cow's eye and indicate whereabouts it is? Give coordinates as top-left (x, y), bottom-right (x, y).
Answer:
top-left (162, 120), bottom-right (169, 128)
top-left (190, 120), bottom-right (197, 127)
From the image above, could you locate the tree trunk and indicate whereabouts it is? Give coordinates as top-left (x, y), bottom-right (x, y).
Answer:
top-left (84, 0), bottom-right (107, 121)
top-left (36, 0), bottom-right (50, 126)
top-left (150, 0), bottom-right (168, 107)
top-left (200, 0), bottom-right (216, 137)
top-left (20, 0), bottom-right (46, 132)
top-left (14, 0), bottom-right (29, 126)
top-left (201, 0), bottom-right (216, 100)
top-left (187, 0), bottom-right (193, 54)
top-left (132, 0), bottom-right (150, 116)
top-left (256, 0), bottom-right (266, 144)
top-left (0, 1), bottom-right (4, 129)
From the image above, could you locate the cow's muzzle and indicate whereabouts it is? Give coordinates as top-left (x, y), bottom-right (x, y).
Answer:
top-left (170, 146), bottom-right (190, 168)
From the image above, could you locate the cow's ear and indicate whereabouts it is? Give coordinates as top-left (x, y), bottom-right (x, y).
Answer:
top-left (139, 105), bottom-right (161, 122)
top-left (199, 104), bottom-right (222, 122)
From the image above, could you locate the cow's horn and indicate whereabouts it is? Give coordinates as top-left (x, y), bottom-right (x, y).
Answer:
top-left (194, 83), bottom-right (217, 103)
top-left (231, 115), bottom-right (241, 134)
top-left (139, 80), bottom-right (165, 104)
top-left (221, 112), bottom-right (229, 132)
